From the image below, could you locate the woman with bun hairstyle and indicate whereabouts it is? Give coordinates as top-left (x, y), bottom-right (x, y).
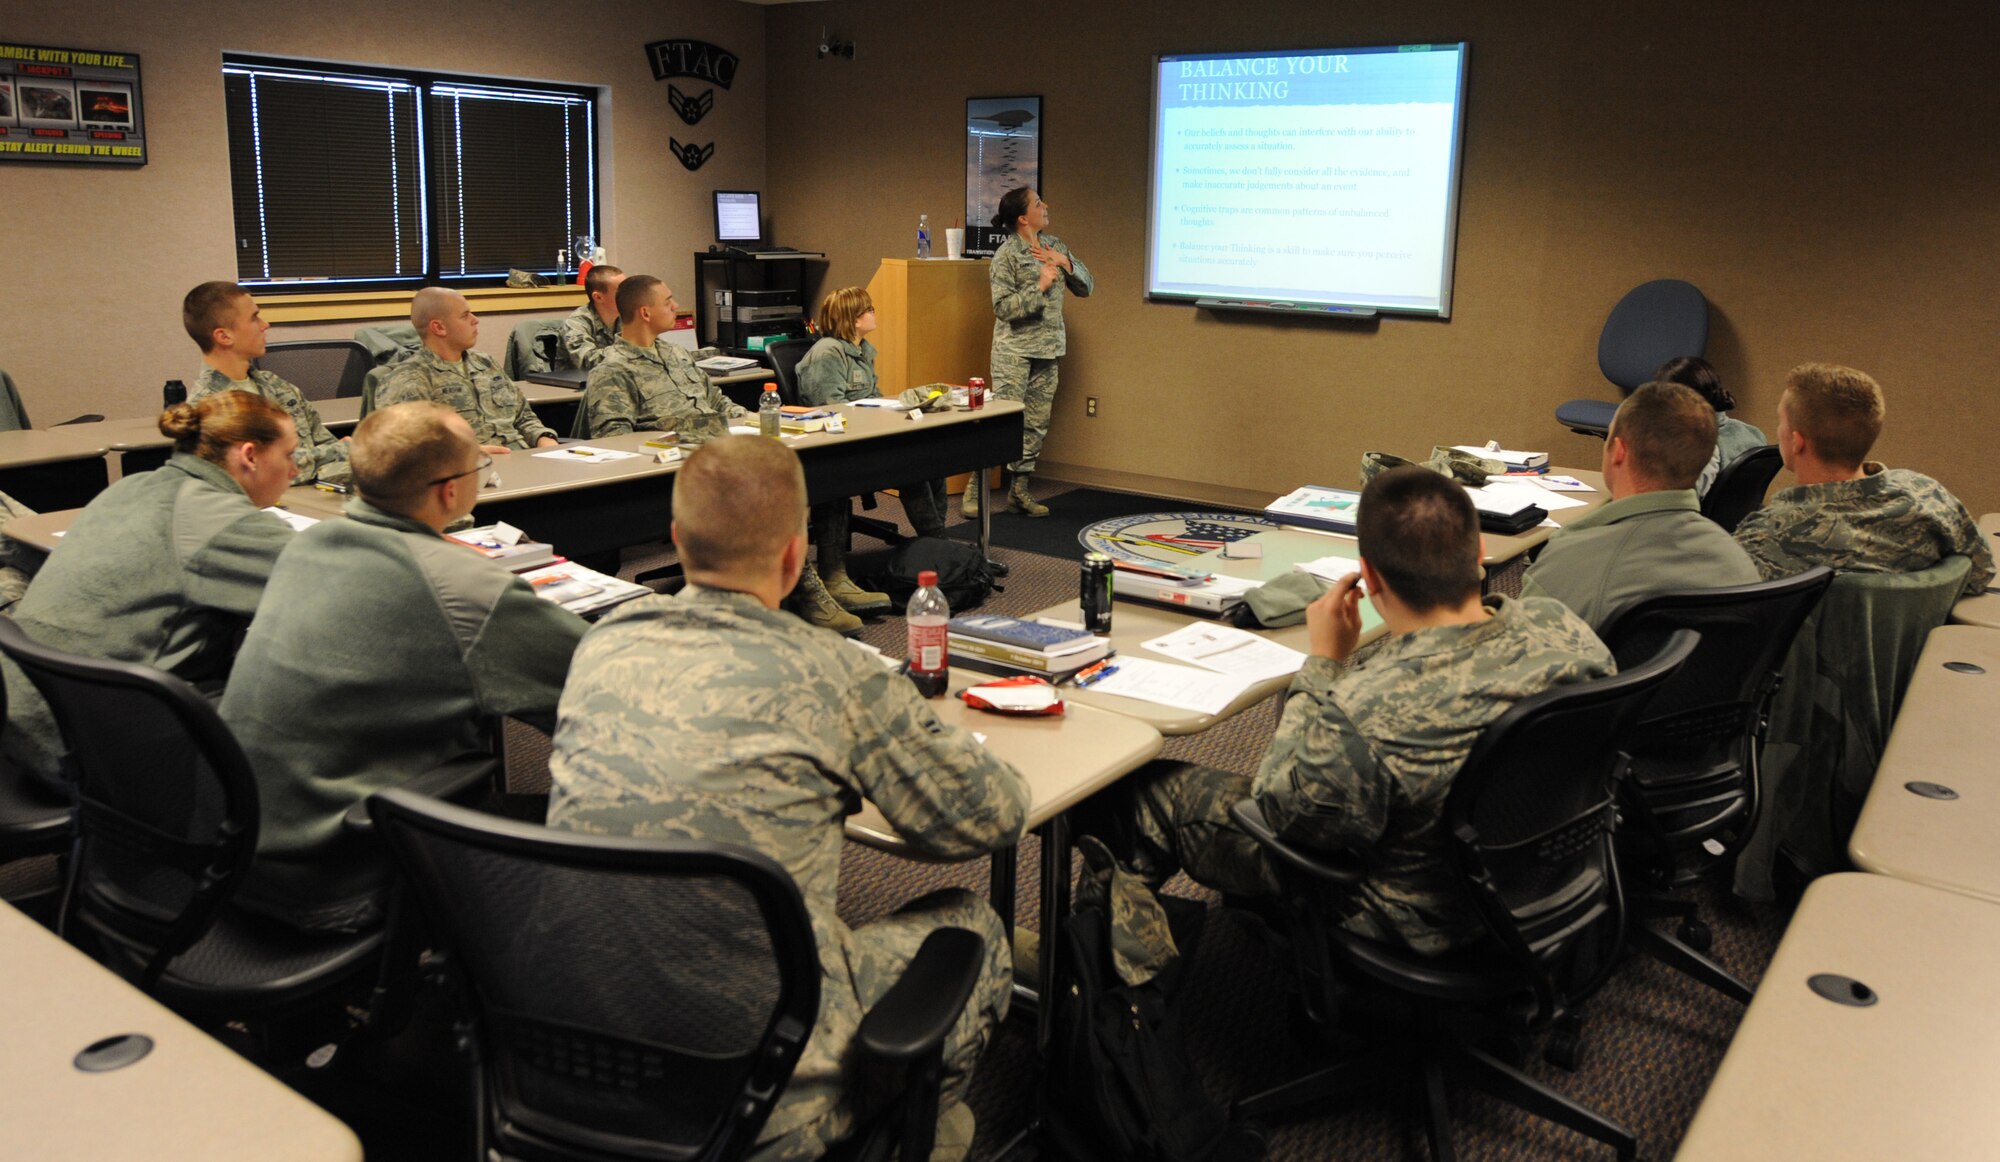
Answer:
top-left (1655, 355), bottom-right (1766, 497)
top-left (963, 186), bottom-right (1092, 519)
top-left (2, 391), bottom-right (300, 788)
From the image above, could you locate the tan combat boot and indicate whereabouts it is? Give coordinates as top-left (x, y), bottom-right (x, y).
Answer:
top-left (823, 569), bottom-right (892, 615)
top-left (1007, 473), bottom-right (1050, 518)
top-left (789, 563), bottom-right (863, 635)
top-left (960, 481), bottom-right (981, 518)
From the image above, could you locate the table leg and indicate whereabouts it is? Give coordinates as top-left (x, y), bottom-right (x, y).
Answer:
top-left (990, 846), bottom-right (1018, 949)
top-left (978, 470), bottom-right (992, 560)
top-left (1036, 813), bottom-right (1071, 1054)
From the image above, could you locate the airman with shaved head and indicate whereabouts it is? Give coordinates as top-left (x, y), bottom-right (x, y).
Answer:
top-left (374, 286), bottom-right (559, 452)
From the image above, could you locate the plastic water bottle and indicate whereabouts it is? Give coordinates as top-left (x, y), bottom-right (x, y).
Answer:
top-left (759, 383), bottom-right (782, 438)
top-left (906, 569), bottom-right (949, 698)
top-left (917, 214), bottom-right (931, 260)
top-left (162, 379), bottom-right (187, 407)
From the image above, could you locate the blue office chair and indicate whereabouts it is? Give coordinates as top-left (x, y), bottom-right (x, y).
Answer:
top-left (1555, 280), bottom-right (1710, 438)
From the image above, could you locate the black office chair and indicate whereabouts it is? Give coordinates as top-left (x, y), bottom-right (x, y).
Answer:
top-left (368, 788), bottom-right (986, 1162)
top-left (255, 339), bottom-right (375, 401)
top-left (1229, 630), bottom-right (1699, 1162)
top-left (1597, 568), bottom-right (1834, 1003)
top-left (1555, 280), bottom-right (1710, 438)
top-left (0, 368), bottom-right (102, 430)
top-left (763, 337), bottom-right (816, 407)
top-left (0, 675), bottom-right (72, 878)
top-left (1699, 444), bottom-right (1783, 533)
top-left (0, 618), bottom-right (385, 1023)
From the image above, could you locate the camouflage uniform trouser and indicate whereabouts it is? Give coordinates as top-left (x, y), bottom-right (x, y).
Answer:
top-left (1078, 760), bottom-right (1281, 898)
top-left (810, 480), bottom-right (949, 572)
top-left (991, 350), bottom-right (1060, 474)
top-left (757, 887), bottom-right (1010, 1162)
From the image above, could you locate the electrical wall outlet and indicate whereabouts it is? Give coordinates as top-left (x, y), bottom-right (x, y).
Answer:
top-left (1086, 396), bottom-right (1098, 416)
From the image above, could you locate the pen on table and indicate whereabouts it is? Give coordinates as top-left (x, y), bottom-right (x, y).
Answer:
top-left (1066, 659), bottom-right (1112, 686)
top-left (313, 481), bottom-right (349, 493)
top-left (566, 448), bottom-right (597, 457)
top-left (1076, 664), bottom-right (1121, 689)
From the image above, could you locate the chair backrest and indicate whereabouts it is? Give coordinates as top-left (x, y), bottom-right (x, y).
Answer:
top-left (763, 338), bottom-right (815, 407)
top-left (1599, 568), bottom-right (1836, 867)
top-left (353, 322), bottom-right (424, 366)
top-left (367, 788), bottom-right (821, 1162)
top-left (254, 340), bottom-right (374, 401)
top-left (507, 318), bottom-right (565, 379)
top-left (1744, 556), bottom-right (1972, 894)
top-left (1598, 279), bottom-right (1709, 393)
top-left (1700, 444), bottom-right (1784, 533)
top-left (1445, 630), bottom-right (1699, 1022)
top-left (0, 368), bottom-right (30, 431)
top-left (0, 618), bottom-right (259, 990)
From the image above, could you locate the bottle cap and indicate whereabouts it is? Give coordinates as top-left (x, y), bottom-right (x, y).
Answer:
top-left (918, 570), bottom-right (938, 586)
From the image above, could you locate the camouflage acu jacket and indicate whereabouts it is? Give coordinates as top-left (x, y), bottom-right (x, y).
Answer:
top-left (192, 365), bottom-right (351, 485)
top-left (582, 337), bottom-right (746, 439)
top-left (1251, 595), bottom-right (1615, 955)
top-left (1734, 462), bottom-right (1994, 597)
top-left (374, 347), bottom-right (554, 449)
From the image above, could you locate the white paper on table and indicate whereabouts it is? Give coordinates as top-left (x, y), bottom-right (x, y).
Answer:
top-left (1081, 656), bottom-right (1258, 716)
top-left (1538, 475), bottom-right (1596, 492)
top-left (1296, 555), bottom-right (1362, 585)
top-left (262, 507), bottom-right (320, 531)
top-left (848, 397), bottom-right (907, 410)
top-left (1476, 481), bottom-right (1588, 512)
top-left (533, 445), bottom-right (641, 464)
top-left (489, 521), bottom-right (526, 546)
top-left (1142, 623), bottom-right (1308, 683)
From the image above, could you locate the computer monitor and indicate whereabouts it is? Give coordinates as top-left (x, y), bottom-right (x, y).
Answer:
top-left (714, 190), bottom-right (762, 245)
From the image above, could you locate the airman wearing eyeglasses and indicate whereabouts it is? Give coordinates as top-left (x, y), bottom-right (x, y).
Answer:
top-left (224, 401), bottom-right (587, 933)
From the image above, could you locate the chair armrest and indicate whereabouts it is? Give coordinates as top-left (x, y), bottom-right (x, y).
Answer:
top-left (344, 755), bottom-right (503, 836)
top-left (855, 927), bottom-right (984, 1066)
top-left (53, 414), bottom-right (105, 426)
top-left (1228, 800), bottom-right (1368, 888)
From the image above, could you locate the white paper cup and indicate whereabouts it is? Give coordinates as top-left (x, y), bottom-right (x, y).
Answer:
top-left (945, 228), bottom-right (965, 259)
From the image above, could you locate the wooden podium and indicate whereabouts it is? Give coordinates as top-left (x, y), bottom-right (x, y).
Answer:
top-left (865, 258), bottom-right (991, 393)
top-left (866, 257), bottom-right (999, 494)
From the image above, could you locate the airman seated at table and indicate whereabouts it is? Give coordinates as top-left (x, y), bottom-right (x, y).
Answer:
top-left (375, 287), bottom-right (560, 453)
top-left (558, 263), bottom-right (624, 370)
top-left (2, 392), bottom-right (299, 790)
top-left (184, 280), bottom-right (351, 485)
top-left (581, 274), bottom-right (748, 441)
top-left (1734, 362), bottom-right (1993, 596)
top-left (546, 435), bottom-right (1026, 1161)
top-left (1074, 466), bottom-right (1615, 955)
top-left (1655, 356), bottom-right (1765, 498)
top-left (226, 403), bottom-right (587, 932)
top-left (1522, 382), bottom-right (1761, 631)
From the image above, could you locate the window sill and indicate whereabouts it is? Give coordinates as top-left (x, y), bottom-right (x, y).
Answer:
top-left (260, 285), bottom-right (587, 324)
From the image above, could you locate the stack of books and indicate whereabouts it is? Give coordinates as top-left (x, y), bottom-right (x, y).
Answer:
top-left (778, 406), bottom-right (837, 433)
top-left (447, 524), bottom-right (560, 571)
top-left (1264, 485), bottom-right (1362, 534)
top-left (948, 614), bottom-right (1112, 680)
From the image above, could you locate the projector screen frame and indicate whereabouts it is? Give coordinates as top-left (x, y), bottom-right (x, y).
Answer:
top-left (1144, 42), bottom-right (1471, 321)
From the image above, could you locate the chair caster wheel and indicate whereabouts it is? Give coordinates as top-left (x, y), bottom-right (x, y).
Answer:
top-left (1677, 918), bottom-right (1712, 953)
top-left (1544, 1016), bottom-right (1582, 1071)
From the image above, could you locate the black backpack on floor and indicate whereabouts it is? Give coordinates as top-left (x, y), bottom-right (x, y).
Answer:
top-left (858, 536), bottom-right (998, 611)
top-left (1040, 844), bottom-right (1265, 1162)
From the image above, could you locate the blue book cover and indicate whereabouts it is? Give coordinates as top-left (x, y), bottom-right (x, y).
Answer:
top-left (948, 614), bottom-right (1092, 652)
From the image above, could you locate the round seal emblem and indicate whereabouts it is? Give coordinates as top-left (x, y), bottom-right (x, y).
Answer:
top-left (1078, 511), bottom-right (1277, 568)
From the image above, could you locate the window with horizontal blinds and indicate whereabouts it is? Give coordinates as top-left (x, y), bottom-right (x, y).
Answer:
top-left (221, 56), bottom-right (597, 291)
top-left (431, 84), bottom-right (594, 277)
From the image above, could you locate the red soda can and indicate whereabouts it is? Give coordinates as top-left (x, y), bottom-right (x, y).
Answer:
top-left (967, 377), bottom-right (987, 410)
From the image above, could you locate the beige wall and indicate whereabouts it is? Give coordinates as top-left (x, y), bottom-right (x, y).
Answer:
top-left (0, 0), bottom-right (767, 419)
top-left (767, 2), bottom-right (2000, 513)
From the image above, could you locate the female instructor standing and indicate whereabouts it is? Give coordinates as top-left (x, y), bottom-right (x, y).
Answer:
top-left (964, 186), bottom-right (1092, 518)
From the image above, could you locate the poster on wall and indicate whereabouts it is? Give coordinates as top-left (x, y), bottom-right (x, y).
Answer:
top-left (965, 96), bottom-right (1042, 256)
top-left (0, 42), bottom-right (146, 166)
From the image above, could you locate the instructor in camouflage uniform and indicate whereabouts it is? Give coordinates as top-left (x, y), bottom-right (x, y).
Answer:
top-left (376, 287), bottom-right (559, 452)
top-left (183, 281), bottom-right (351, 485)
top-left (546, 435), bottom-right (1028, 1161)
top-left (1734, 362), bottom-right (1993, 596)
top-left (557, 263), bottom-right (624, 370)
top-left (582, 275), bottom-right (747, 441)
top-left (964, 186), bottom-right (1092, 519)
top-left (1077, 467), bottom-right (1614, 955)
